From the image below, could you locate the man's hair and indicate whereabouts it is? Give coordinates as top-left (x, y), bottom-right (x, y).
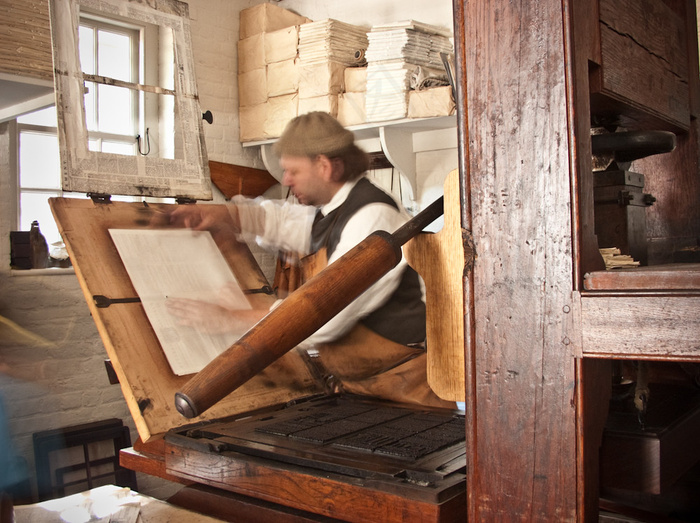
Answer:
top-left (274, 111), bottom-right (369, 182)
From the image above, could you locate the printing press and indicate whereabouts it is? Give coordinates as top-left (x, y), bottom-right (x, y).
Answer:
top-left (49, 171), bottom-right (468, 522)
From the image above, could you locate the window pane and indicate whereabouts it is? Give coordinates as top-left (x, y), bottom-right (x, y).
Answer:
top-left (19, 132), bottom-right (61, 189)
top-left (79, 25), bottom-right (95, 75)
top-left (98, 84), bottom-right (133, 135)
top-left (102, 141), bottom-right (136, 155)
top-left (17, 106), bottom-right (57, 127)
top-left (84, 80), bottom-right (97, 131)
top-left (98, 30), bottom-right (132, 82)
top-left (19, 191), bottom-right (62, 246)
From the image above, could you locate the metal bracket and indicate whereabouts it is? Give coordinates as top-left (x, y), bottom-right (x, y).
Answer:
top-left (244, 285), bottom-right (274, 295)
top-left (87, 193), bottom-right (112, 204)
top-left (93, 294), bottom-right (141, 308)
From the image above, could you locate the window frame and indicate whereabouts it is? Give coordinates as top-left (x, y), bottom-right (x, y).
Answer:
top-left (48, 0), bottom-right (211, 200)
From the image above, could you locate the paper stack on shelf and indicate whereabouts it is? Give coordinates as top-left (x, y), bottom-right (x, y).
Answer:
top-left (297, 19), bottom-right (368, 117)
top-left (298, 19), bottom-right (369, 66)
top-left (366, 20), bottom-right (452, 69)
top-left (599, 248), bottom-right (641, 269)
top-left (338, 66), bottom-right (368, 126)
top-left (237, 3), bottom-right (310, 141)
top-left (365, 20), bottom-right (453, 122)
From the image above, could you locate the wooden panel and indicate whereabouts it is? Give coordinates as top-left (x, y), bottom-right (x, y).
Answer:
top-left (590, 0), bottom-right (690, 131)
top-left (209, 161), bottom-right (278, 199)
top-left (0, 0), bottom-right (53, 81)
top-left (577, 358), bottom-right (612, 521)
top-left (168, 484), bottom-right (344, 523)
top-left (600, 385), bottom-right (700, 494)
top-left (120, 441), bottom-right (192, 486)
top-left (462, 0), bottom-right (579, 519)
top-left (50, 197), bottom-right (322, 442)
top-left (569, 0), bottom-right (607, 284)
top-left (164, 439), bottom-right (466, 523)
top-left (634, 127), bottom-right (700, 265)
top-left (404, 169), bottom-right (466, 402)
top-left (581, 294), bottom-right (700, 359)
top-left (583, 263), bottom-right (700, 290)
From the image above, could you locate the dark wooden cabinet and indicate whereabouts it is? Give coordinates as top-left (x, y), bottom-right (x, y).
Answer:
top-left (455, 0), bottom-right (700, 520)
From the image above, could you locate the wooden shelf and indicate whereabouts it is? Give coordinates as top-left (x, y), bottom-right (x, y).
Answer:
top-left (583, 263), bottom-right (700, 291)
top-left (251, 115), bottom-right (457, 199)
top-left (580, 264), bottom-right (700, 360)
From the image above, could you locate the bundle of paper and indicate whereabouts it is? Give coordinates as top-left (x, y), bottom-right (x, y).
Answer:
top-left (298, 19), bottom-right (369, 66)
top-left (366, 22), bottom-right (453, 70)
top-left (599, 247), bottom-right (641, 269)
top-left (365, 62), bottom-right (444, 122)
top-left (365, 20), bottom-right (453, 122)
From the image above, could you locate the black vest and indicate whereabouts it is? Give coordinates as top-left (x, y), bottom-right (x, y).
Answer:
top-left (310, 178), bottom-right (426, 345)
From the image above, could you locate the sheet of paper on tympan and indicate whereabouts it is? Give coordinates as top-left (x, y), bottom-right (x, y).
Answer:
top-left (109, 229), bottom-right (251, 376)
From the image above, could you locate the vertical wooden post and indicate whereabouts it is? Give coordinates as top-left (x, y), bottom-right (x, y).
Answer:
top-left (456, 0), bottom-right (581, 519)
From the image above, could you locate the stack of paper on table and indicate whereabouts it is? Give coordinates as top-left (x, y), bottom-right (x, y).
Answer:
top-left (365, 20), bottom-right (453, 122)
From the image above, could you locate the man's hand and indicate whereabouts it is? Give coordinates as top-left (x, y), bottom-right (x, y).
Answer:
top-left (166, 297), bottom-right (266, 335)
top-left (168, 204), bottom-right (240, 234)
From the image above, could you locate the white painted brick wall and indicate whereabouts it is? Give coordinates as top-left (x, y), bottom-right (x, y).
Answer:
top-left (0, 273), bottom-right (182, 501)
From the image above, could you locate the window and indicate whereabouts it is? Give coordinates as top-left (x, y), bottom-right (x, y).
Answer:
top-left (17, 106), bottom-right (64, 246)
top-left (17, 15), bottom-right (142, 248)
top-left (48, 0), bottom-right (211, 200)
top-left (79, 15), bottom-right (140, 155)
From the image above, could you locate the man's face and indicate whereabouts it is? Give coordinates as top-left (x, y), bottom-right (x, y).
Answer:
top-left (280, 154), bottom-right (332, 206)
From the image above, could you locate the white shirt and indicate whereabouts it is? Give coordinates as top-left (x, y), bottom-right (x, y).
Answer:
top-left (234, 177), bottom-right (414, 344)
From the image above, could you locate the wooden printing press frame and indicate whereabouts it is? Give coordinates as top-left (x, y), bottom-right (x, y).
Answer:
top-left (49, 183), bottom-right (468, 522)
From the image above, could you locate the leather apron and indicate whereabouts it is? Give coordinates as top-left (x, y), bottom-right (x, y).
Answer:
top-left (278, 247), bottom-right (454, 409)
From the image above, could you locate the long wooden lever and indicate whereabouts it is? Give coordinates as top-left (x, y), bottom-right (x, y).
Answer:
top-left (174, 196), bottom-right (445, 418)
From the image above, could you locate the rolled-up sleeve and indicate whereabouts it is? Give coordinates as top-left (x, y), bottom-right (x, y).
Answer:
top-left (234, 196), bottom-right (316, 255)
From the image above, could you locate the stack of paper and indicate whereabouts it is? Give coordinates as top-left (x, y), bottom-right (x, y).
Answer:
top-left (298, 19), bottom-right (369, 66)
top-left (365, 20), bottom-right (453, 122)
top-left (237, 3), bottom-right (310, 141)
top-left (366, 21), bottom-right (453, 69)
top-left (599, 247), bottom-right (641, 269)
top-left (297, 19), bottom-right (368, 116)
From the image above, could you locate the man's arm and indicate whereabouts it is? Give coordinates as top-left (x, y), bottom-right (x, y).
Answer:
top-left (236, 197), bottom-right (316, 255)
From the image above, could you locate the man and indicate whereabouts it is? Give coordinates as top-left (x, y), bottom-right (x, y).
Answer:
top-left (168, 112), bottom-right (448, 407)
top-left (169, 111), bottom-right (425, 346)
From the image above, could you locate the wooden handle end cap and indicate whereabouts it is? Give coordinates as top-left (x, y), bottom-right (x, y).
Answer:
top-left (175, 392), bottom-right (198, 419)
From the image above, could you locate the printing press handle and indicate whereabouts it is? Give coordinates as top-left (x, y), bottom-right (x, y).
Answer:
top-left (174, 196), bottom-right (445, 419)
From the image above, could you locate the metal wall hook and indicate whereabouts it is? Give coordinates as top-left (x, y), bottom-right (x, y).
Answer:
top-left (136, 128), bottom-right (151, 155)
top-left (202, 110), bottom-right (213, 124)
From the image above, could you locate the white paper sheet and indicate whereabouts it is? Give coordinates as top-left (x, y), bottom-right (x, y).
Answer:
top-left (109, 229), bottom-right (252, 376)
